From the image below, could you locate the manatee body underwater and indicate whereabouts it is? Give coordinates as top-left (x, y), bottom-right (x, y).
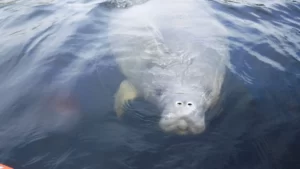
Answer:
top-left (106, 0), bottom-right (230, 135)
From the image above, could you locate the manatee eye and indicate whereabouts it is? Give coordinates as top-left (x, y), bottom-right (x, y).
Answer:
top-left (176, 101), bottom-right (183, 106)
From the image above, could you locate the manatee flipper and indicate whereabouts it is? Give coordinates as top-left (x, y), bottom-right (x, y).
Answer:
top-left (114, 79), bottom-right (138, 118)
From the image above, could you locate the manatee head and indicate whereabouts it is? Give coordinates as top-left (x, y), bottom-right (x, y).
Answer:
top-left (157, 85), bottom-right (212, 135)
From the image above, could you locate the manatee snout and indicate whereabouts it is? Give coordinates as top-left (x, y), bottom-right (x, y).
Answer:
top-left (158, 100), bottom-right (206, 135)
top-left (159, 114), bottom-right (206, 135)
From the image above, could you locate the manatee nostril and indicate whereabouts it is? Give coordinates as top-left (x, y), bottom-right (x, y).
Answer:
top-left (187, 102), bottom-right (193, 106)
top-left (176, 101), bottom-right (183, 106)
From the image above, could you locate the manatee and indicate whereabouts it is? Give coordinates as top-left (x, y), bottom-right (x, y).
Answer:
top-left (107, 0), bottom-right (230, 135)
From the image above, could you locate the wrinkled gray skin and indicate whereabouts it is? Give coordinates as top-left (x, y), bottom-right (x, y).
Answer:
top-left (108, 0), bottom-right (230, 135)
top-left (107, 0), bottom-right (149, 8)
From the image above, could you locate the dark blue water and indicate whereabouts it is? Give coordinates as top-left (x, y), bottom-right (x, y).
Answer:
top-left (0, 0), bottom-right (300, 169)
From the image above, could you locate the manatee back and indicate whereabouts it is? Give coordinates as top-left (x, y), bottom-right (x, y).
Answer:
top-left (107, 0), bottom-right (229, 95)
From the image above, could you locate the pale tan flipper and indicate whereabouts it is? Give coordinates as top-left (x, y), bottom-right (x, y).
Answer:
top-left (114, 79), bottom-right (139, 118)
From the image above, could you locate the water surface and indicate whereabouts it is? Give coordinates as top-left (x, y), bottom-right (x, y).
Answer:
top-left (0, 0), bottom-right (300, 169)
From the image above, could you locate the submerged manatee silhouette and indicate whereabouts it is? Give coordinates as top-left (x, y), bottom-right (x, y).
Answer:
top-left (107, 0), bottom-right (230, 135)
